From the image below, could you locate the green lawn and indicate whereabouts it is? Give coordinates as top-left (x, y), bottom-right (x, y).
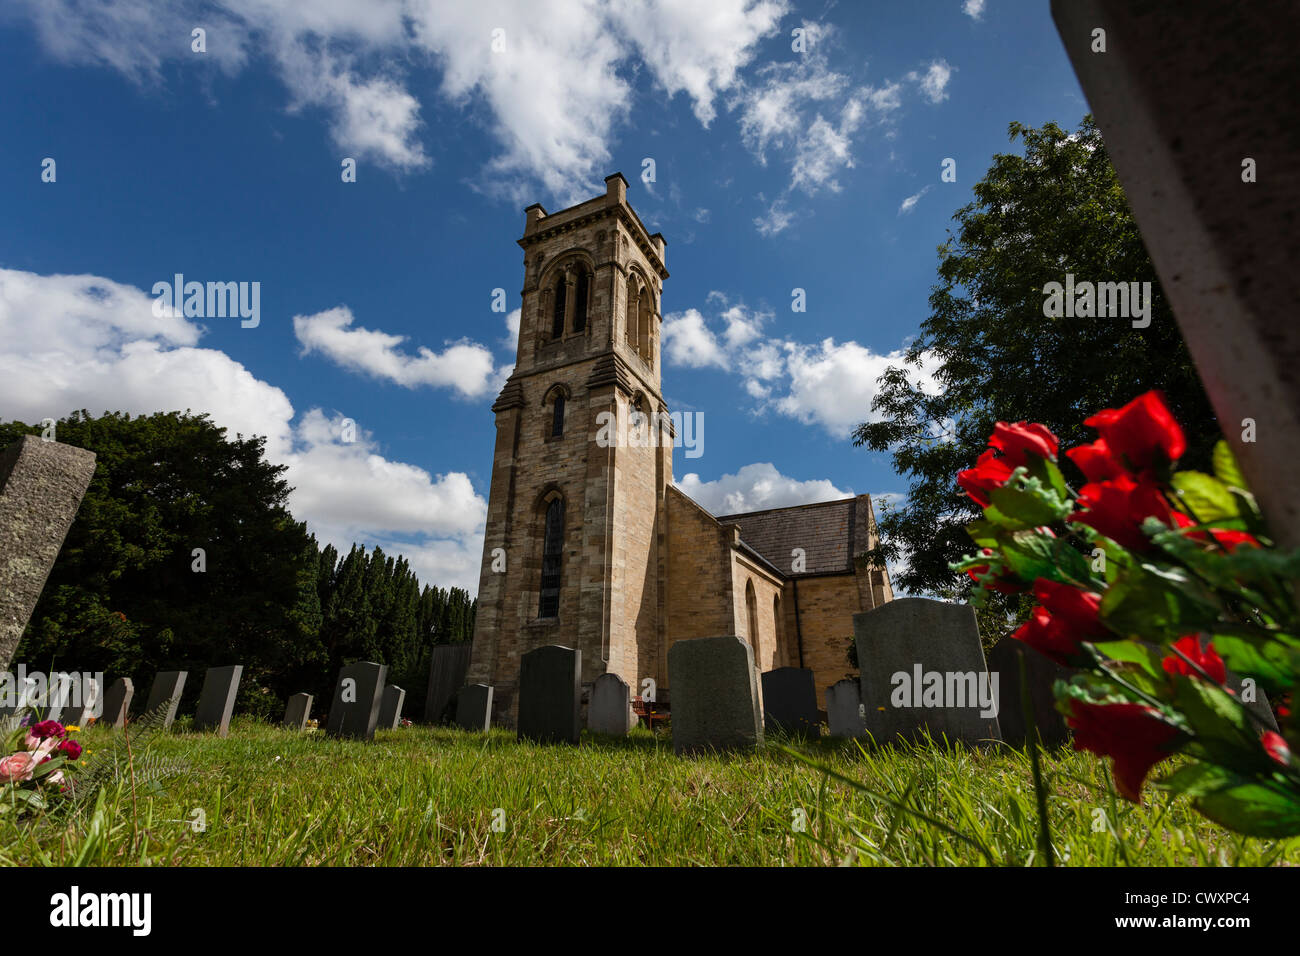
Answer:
top-left (4, 719), bottom-right (1296, 866)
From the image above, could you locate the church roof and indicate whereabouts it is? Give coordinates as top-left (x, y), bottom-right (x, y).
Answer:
top-left (716, 496), bottom-right (870, 578)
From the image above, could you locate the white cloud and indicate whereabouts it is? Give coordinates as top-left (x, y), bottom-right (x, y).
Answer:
top-left (504, 307), bottom-right (521, 350)
top-left (898, 184), bottom-right (932, 214)
top-left (676, 462), bottom-right (851, 515)
top-left (660, 308), bottom-right (729, 369)
top-left (962, 0), bottom-right (986, 20)
top-left (293, 306), bottom-right (502, 398)
top-left (907, 59), bottom-right (954, 104)
top-left (0, 267), bottom-right (487, 593)
top-left (754, 199), bottom-right (795, 236)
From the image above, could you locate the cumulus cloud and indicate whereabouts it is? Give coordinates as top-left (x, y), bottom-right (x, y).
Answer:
top-left (293, 306), bottom-right (502, 398)
top-left (898, 184), bottom-right (932, 214)
top-left (963, 0), bottom-right (986, 20)
top-left (907, 59), bottom-right (954, 104)
top-left (660, 308), bottom-right (729, 369)
top-left (0, 267), bottom-right (488, 593)
top-left (676, 462), bottom-right (851, 515)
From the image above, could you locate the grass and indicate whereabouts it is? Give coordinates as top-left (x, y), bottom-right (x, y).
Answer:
top-left (3, 718), bottom-right (1297, 866)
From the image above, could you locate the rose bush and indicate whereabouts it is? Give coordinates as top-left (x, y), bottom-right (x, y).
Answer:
top-left (954, 391), bottom-right (1300, 836)
top-left (1, 715), bottom-right (82, 815)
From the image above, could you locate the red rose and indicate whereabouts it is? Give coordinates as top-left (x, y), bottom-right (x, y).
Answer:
top-left (989, 421), bottom-right (1059, 468)
top-left (1185, 527), bottom-right (1261, 553)
top-left (1067, 699), bottom-right (1180, 802)
top-left (1011, 581), bottom-right (1107, 665)
top-left (1161, 635), bottom-right (1226, 684)
top-left (1262, 731), bottom-right (1291, 766)
top-left (966, 548), bottom-right (1028, 595)
top-left (1012, 608), bottom-right (1080, 666)
top-left (1082, 391), bottom-right (1187, 474)
top-left (957, 449), bottom-right (1014, 508)
top-left (1065, 438), bottom-right (1126, 483)
top-left (58, 739), bottom-right (82, 761)
top-left (1070, 473), bottom-right (1177, 551)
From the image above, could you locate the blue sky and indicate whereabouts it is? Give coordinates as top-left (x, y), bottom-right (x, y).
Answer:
top-left (0, 0), bottom-right (1086, 593)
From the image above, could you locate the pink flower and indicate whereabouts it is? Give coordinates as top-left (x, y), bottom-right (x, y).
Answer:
top-left (0, 752), bottom-right (36, 784)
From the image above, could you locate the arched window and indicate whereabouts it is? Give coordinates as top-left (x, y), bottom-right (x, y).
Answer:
top-left (552, 275), bottom-right (567, 339)
top-left (773, 594), bottom-right (785, 666)
top-left (745, 580), bottom-right (759, 663)
top-left (539, 497), bottom-right (564, 618)
top-left (638, 286), bottom-right (652, 361)
top-left (573, 270), bottom-right (589, 333)
top-left (551, 392), bottom-right (565, 438)
top-left (626, 276), bottom-right (639, 353)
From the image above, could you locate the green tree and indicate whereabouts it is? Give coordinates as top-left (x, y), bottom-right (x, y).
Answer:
top-left (854, 117), bottom-right (1217, 638)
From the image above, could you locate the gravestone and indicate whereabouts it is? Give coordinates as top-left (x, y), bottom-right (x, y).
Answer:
top-left (855, 598), bottom-right (1002, 746)
top-left (455, 683), bottom-right (493, 732)
top-left (379, 685), bottom-right (406, 729)
top-left (986, 638), bottom-right (1071, 747)
top-left (42, 671), bottom-right (77, 723)
top-left (761, 667), bottom-right (820, 737)
top-left (0, 436), bottom-right (97, 670)
top-left (825, 678), bottom-right (867, 739)
top-left (145, 670), bottom-right (188, 729)
top-left (60, 675), bottom-right (101, 727)
top-left (326, 661), bottom-right (387, 740)
top-left (100, 677), bottom-right (134, 729)
top-left (587, 673), bottom-right (633, 735)
top-left (0, 669), bottom-right (38, 719)
top-left (517, 645), bottom-right (581, 744)
top-left (282, 692), bottom-right (313, 730)
top-left (424, 642), bottom-right (473, 723)
top-left (667, 636), bottom-right (763, 756)
top-left (193, 665), bottom-right (243, 736)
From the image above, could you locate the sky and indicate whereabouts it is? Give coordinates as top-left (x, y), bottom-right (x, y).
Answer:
top-left (0, 0), bottom-right (1088, 595)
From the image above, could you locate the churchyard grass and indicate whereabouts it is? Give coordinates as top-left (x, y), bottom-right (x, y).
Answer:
top-left (3, 719), bottom-right (1296, 867)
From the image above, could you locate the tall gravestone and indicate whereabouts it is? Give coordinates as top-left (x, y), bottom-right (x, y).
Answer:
top-left (825, 678), bottom-right (867, 739)
top-left (761, 667), bottom-right (820, 737)
top-left (326, 661), bottom-right (387, 740)
top-left (145, 670), bottom-right (188, 729)
top-left (517, 645), bottom-right (581, 745)
top-left (100, 677), bottom-right (134, 729)
top-left (0, 436), bottom-right (97, 671)
top-left (587, 673), bottom-right (633, 735)
top-left (855, 598), bottom-right (1002, 746)
top-left (379, 685), bottom-right (406, 729)
top-left (986, 638), bottom-right (1071, 747)
top-left (0, 669), bottom-right (37, 719)
top-left (193, 665), bottom-right (243, 736)
top-left (424, 643), bottom-right (472, 723)
top-left (282, 692), bottom-right (313, 730)
top-left (455, 684), bottom-right (493, 732)
top-left (40, 671), bottom-right (76, 723)
top-left (60, 675), bottom-right (101, 727)
top-left (668, 636), bottom-right (763, 756)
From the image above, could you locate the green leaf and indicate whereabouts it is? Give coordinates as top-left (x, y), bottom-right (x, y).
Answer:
top-left (1171, 471), bottom-right (1239, 522)
top-left (987, 485), bottom-right (1064, 530)
top-left (1093, 640), bottom-right (1165, 680)
top-left (964, 518), bottom-right (1000, 549)
top-left (1212, 440), bottom-right (1248, 491)
top-left (1194, 782), bottom-right (1300, 838)
top-left (1205, 632), bottom-right (1300, 693)
top-left (1098, 567), bottom-right (1220, 640)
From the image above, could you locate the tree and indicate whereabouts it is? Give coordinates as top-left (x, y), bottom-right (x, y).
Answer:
top-left (853, 117), bottom-right (1217, 637)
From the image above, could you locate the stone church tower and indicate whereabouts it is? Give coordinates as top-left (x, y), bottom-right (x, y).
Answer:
top-left (467, 173), bottom-right (672, 722)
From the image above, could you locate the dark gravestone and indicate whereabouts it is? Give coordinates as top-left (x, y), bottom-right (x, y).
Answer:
top-left (378, 685), bottom-right (406, 729)
top-left (282, 692), bottom-right (313, 730)
top-left (326, 661), bottom-right (387, 740)
top-left (424, 643), bottom-right (473, 723)
top-left (0, 436), bottom-right (97, 670)
top-left (145, 671), bottom-right (187, 729)
top-left (986, 638), bottom-right (1071, 747)
top-left (668, 636), bottom-right (763, 756)
top-left (193, 665), bottom-right (243, 736)
top-left (100, 677), bottom-right (133, 729)
top-left (761, 667), bottom-right (820, 737)
top-left (825, 678), bottom-right (866, 739)
top-left (517, 645), bottom-right (581, 745)
top-left (587, 673), bottom-right (633, 735)
top-left (455, 684), bottom-right (493, 732)
top-left (855, 598), bottom-right (1002, 746)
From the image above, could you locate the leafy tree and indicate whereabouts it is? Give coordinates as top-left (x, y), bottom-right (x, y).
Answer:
top-left (854, 117), bottom-right (1217, 639)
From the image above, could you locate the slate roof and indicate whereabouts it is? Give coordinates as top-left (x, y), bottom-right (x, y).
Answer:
top-left (715, 496), bottom-right (864, 578)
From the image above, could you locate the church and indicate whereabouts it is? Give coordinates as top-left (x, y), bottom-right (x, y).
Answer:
top-left (467, 173), bottom-right (893, 724)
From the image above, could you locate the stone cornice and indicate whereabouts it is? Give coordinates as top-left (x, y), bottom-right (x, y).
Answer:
top-left (518, 206), bottom-right (668, 280)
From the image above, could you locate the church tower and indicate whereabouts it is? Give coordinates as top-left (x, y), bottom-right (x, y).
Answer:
top-left (467, 173), bottom-right (672, 723)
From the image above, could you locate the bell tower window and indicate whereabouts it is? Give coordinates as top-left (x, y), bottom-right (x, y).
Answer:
top-left (551, 392), bottom-right (565, 438)
top-left (574, 270), bottom-right (589, 333)
top-left (539, 497), bottom-right (564, 618)
top-left (552, 276), bottom-right (567, 339)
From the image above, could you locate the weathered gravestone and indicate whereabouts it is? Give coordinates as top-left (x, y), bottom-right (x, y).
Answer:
top-left (193, 665), bottom-right (243, 736)
top-left (855, 598), bottom-right (1002, 746)
top-left (587, 672), bottom-right (634, 735)
top-left (668, 636), bottom-right (763, 756)
top-left (0, 436), bottom-right (97, 671)
top-left (424, 642), bottom-right (472, 723)
top-left (825, 678), bottom-right (867, 739)
top-left (517, 645), bottom-right (581, 745)
top-left (100, 677), bottom-right (133, 729)
top-left (0, 668), bottom-right (37, 719)
top-left (282, 692), bottom-right (313, 730)
top-left (145, 670), bottom-right (188, 729)
top-left (986, 638), bottom-right (1071, 748)
top-left (326, 661), bottom-right (387, 740)
top-left (60, 675), bottom-right (101, 727)
top-left (379, 685), bottom-right (406, 729)
top-left (455, 683), bottom-right (493, 732)
top-left (761, 667), bottom-right (820, 737)
top-left (39, 671), bottom-right (77, 723)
